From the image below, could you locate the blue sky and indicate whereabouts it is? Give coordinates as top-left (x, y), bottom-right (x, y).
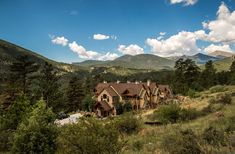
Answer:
top-left (0, 0), bottom-right (235, 63)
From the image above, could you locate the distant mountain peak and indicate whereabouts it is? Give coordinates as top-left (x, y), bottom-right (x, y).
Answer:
top-left (208, 50), bottom-right (235, 58)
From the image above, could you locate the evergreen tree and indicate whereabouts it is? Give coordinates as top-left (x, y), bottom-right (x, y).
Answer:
top-left (12, 100), bottom-right (57, 154)
top-left (200, 60), bottom-right (216, 89)
top-left (229, 60), bottom-right (235, 84)
top-left (10, 55), bottom-right (39, 94)
top-left (66, 76), bottom-right (85, 112)
top-left (39, 62), bottom-right (62, 111)
top-left (82, 94), bottom-right (95, 112)
top-left (172, 58), bottom-right (200, 94)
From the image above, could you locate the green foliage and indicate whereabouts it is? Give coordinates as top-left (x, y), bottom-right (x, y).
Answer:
top-left (132, 140), bottom-right (144, 151)
top-left (162, 129), bottom-right (202, 154)
top-left (152, 104), bottom-right (181, 124)
top-left (200, 60), bottom-right (217, 89)
top-left (180, 108), bottom-right (200, 121)
top-left (114, 102), bottom-right (124, 115)
top-left (2, 95), bottom-right (31, 130)
top-left (151, 104), bottom-right (201, 123)
top-left (81, 94), bottom-right (95, 112)
top-left (115, 113), bottom-right (142, 134)
top-left (10, 55), bottom-right (39, 95)
top-left (173, 58), bottom-right (200, 95)
top-left (57, 118), bottom-right (125, 154)
top-left (39, 62), bottom-right (63, 112)
top-left (123, 101), bottom-right (132, 112)
top-left (209, 85), bottom-right (228, 93)
top-left (11, 100), bottom-right (57, 154)
top-left (187, 89), bottom-right (200, 98)
top-left (202, 126), bottom-right (227, 147)
top-left (66, 76), bottom-right (85, 112)
top-left (209, 93), bottom-right (232, 105)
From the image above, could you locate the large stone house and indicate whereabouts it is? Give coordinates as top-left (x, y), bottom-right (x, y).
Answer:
top-left (94, 80), bottom-right (172, 117)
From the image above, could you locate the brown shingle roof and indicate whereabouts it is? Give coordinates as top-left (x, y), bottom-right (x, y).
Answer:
top-left (95, 82), bottom-right (158, 97)
top-left (95, 101), bottom-right (112, 111)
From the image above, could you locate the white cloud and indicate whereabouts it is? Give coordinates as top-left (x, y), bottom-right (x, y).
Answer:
top-left (118, 44), bottom-right (144, 55)
top-left (159, 32), bottom-right (166, 36)
top-left (202, 2), bottom-right (235, 43)
top-left (68, 41), bottom-right (119, 60)
top-left (51, 36), bottom-right (68, 46)
top-left (93, 34), bottom-right (110, 40)
top-left (146, 31), bottom-right (205, 57)
top-left (97, 52), bottom-right (119, 61)
top-left (170, 0), bottom-right (198, 6)
top-left (68, 41), bottom-right (98, 59)
top-left (204, 44), bottom-right (234, 53)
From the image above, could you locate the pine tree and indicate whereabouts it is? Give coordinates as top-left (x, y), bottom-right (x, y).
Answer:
top-left (200, 60), bottom-right (216, 89)
top-left (229, 60), bottom-right (235, 84)
top-left (10, 55), bottom-right (39, 94)
top-left (39, 62), bottom-right (62, 111)
top-left (66, 76), bottom-right (85, 112)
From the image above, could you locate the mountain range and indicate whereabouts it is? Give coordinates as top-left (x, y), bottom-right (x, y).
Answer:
top-left (0, 39), bottom-right (234, 73)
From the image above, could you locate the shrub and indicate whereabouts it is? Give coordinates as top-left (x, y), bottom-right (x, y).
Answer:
top-left (123, 101), bottom-right (132, 112)
top-left (162, 129), bottom-right (202, 154)
top-left (114, 102), bottom-right (123, 115)
top-left (202, 126), bottom-right (227, 147)
top-left (115, 113), bottom-right (142, 134)
top-left (209, 93), bottom-right (232, 105)
top-left (180, 108), bottom-right (200, 121)
top-left (57, 118), bottom-right (125, 154)
top-left (188, 89), bottom-right (200, 98)
top-left (152, 104), bottom-right (181, 124)
top-left (209, 85), bottom-right (228, 93)
top-left (11, 100), bottom-right (58, 154)
top-left (132, 140), bottom-right (144, 151)
top-left (219, 93), bottom-right (232, 105)
top-left (201, 103), bottom-right (223, 115)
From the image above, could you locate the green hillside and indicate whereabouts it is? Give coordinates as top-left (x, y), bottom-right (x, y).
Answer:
top-left (200, 57), bottom-right (235, 71)
top-left (77, 54), bottom-right (175, 70)
top-left (0, 39), bottom-right (82, 74)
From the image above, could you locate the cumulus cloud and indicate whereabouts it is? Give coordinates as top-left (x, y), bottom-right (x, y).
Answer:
top-left (118, 44), bottom-right (144, 55)
top-left (170, 0), bottom-right (198, 6)
top-left (204, 44), bottom-right (234, 53)
top-left (97, 52), bottom-right (119, 61)
top-left (146, 31), bottom-right (205, 57)
top-left (68, 41), bottom-right (98, 59)
top-left (51, 36), bottom-right (68, 46)
top-left (202, 2), bottom-right (235, 43)
top-left (146, 2), bottom-right (235, 57)
top-left (68, 41), bottom-right (118, 60)
top-left (93, 34), bottom-right (110, 40)
top-left (159, 32), bottom-right (166, 36)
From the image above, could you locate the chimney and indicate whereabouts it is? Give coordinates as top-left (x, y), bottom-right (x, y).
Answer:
top-left (147, 80), bottom-right (151, 87)
top-left (103, 80), bottom-right (107, 83)
top-left (135, 81), bottom-right (139, 84)
top-left (127, 80), bottom-right (130, 83)
top-left (116, 80), bottom-right (120, 84)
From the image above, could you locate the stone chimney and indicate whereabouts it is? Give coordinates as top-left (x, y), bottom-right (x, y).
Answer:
top-left (135, 81), bottom-right (139, 84)
top-left (103, 80), bottom-right (107, 83)
top-left (116, 80), bottom-right (120, 84)
top-left (127, 80), bottom-right (130, 83)
top-left (147, 80), bottom-right (151, 87)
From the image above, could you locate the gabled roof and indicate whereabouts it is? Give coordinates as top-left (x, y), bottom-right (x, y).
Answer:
top-left (95, 82), bottom-right (157, 97)
top-left (95, 101), bottom-right (112, 111)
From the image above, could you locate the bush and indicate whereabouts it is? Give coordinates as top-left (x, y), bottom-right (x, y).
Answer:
top-left (201, 103), bottom-right (224, 115)
top-left (152, 104), bottom-right (181, 124)
top-left (162, 129), bottom-right (202, 154)
top-left (57, 118), bottom-right (125, 154)
top-left (123, 101), bottom-right (132, 112)
top-left (132, 140), bottom-right (144, 151)
top-left (115, 113), bottom-right (142, 134)
top-left (202, 126), bottom-right (227, 147)
top-left (11, 100), bottom-right (58, 154)
top-left (219, 93), bottom-right (232, 105)
top-left (188, 89), bottom-right (200, 98)
top-left (180, 108), bottom-right (200, 121)
top-left (210, 85), bottom-right (228, 93)
top-left (209, 93), bottom-right (232, 105)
